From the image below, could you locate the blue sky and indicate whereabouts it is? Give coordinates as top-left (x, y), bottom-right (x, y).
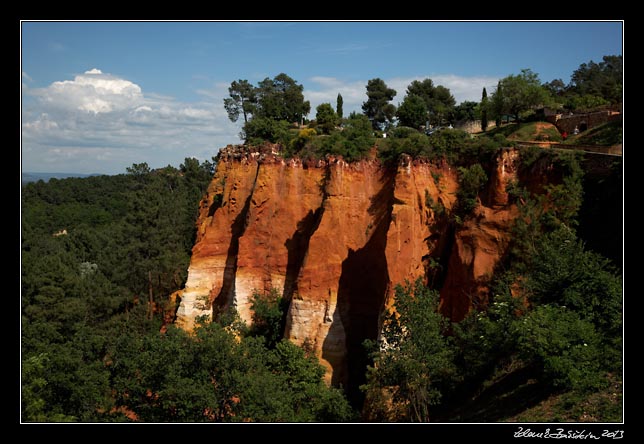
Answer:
top-left (21, 21), bottom-right (623, 174)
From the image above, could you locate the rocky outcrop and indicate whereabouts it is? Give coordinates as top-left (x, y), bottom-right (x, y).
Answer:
top-left (439, 149), bottom-right (520, 321)
top-left (176, 145), bottom-right (526, 396)
top-left (176, 144), bottom-right (326, 329)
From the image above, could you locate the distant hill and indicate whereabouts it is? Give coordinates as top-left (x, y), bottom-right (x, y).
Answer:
top-left (21, 172), bottom-right (103, 184)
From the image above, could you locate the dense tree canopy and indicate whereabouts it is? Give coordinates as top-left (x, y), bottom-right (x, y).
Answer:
top-left (538, 55), bottom-right (622, 112)
top-left (21, 161), bottom-right (215, 421)
top-left (396, 94), bottom-right (428, 130)
top-left (490, 69), bottom-right (551, 123)
top-left (254, 73), bottom-right (311, 124)
top-left (569, 55), bottom-right (622, 104)
top-left (310, 112), bottom-right (375, 161)
top-left (406, 79), bottom-right (456, 126)
top-left (452, 100), bottom-right (479, 122)
top-left (315, 102), bottom-right (338, 134)
top-left (362, 78), bottom-right (397, 131)
top-left (223, 73), bottom-right (310, 144)
top-left (543, 78), bottom-right (567, 98)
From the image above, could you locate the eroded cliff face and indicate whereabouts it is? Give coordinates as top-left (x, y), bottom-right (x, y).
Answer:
top-left (176, 144), bottom-right (522, 397)
top-left (175, 145), bottom-right (326, 330)
top-left (439, 149), bottom-right (520, 322)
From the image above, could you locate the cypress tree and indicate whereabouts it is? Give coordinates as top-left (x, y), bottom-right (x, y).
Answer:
top-left (481, 87), bottom-right (488, 132)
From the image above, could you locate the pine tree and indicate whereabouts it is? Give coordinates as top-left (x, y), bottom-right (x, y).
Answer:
top-left (481, 87), bottom-right (488, 132)
top-left (336, 93), bottom-right (344, 120)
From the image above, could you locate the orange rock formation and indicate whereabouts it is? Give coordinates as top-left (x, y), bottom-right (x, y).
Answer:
top-left (176, 144), bottom-right (522, 391)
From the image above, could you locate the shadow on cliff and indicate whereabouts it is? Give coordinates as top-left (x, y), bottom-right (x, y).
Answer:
top-left (282, 208), bottom-right (323, 301)
top-left (324, 167), bottom-right (396, 410)
top-left (577, 156), bottom-right (622, 269)
top-left (283, 166), bottom-right (331, 304)
top-left (212, 164), bottom-right (260, 316)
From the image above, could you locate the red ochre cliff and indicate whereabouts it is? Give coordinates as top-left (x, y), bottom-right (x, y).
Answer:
top-left (175, 144), bottom-right (521, 388)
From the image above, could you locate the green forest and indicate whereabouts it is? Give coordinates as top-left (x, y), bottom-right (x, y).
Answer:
top-left (21, 56), bottom-right (622, 423)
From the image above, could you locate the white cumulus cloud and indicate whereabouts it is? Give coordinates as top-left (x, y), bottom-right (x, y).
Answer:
top-left (32, 69), bottom-right (143, 114)
top-left (22, 69), bottom-right (241, 174)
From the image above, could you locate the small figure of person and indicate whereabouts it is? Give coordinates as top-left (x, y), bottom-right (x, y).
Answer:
top-left (573, 126), bottom-right (579, 135)
top-left (562, 131), bottom-right (568, 140)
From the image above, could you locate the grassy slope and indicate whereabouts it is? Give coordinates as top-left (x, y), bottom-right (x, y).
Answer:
top-left (481, 119), bottom-right (623, 147)
top-left (438, 362), bottom-right (623, 423)
top-left (481, 121), bottom-right (563, 142)
top-left (564, 120), bottom-right (622, 146)
top-left (507, 373), bottom-right (623, 423)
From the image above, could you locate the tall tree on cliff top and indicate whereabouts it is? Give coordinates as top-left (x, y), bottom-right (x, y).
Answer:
top-left (315, 103), bottom-right (338, 135)
top-left (255, 73), bottom-right (311, 124)
top-left (362, 78), bottom-right (397, 131)
top-left (481, 87), bottom-right (488, 132)
top-left (336, 93), bottom-right (344, 120)
top-left (405, 79), bottom-right (456, 126)
top-left (491, 69), bottom-right (550, 123)
top-left (223, 79), bottom-right (257, 123)
top-left (396, 94), bottom-right (428, 130)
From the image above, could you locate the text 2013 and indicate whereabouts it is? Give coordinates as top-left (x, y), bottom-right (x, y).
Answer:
top-left (514, 427), bottom-right (624, 439)
top-left (602, 430), bottom-right (624, 439)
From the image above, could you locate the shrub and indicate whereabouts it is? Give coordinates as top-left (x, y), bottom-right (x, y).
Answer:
top-left (249, 288), bottom-right (288, 349)
top-left (242, 117), bottom-right (292, 146)
top-left (287, 127), bottom-right (317, 157)
top-left (513, 305), bottom-right (605, 391)
top-left (390, 126), bottom-right (420, 139)
top-left (456, 163), bottom-right (488, 214)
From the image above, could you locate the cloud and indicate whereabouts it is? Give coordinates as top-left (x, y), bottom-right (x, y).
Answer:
top-left (22, 69), bottom-right (241, 174)
top-left (48, 41), bottom-right (66, 52)
top-left (431, 74), bottom-right (499, 103)
top-left (22, 71), bottom-right (32, 92)
top-left (30, 68), bottom-right (144, 114)
top-left (305, 77), bottom-right (366, 114)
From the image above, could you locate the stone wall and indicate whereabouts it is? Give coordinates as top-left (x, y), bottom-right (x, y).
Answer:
top-left (547, 111), bottom-right (621, 134)
top-left (455, 119), bottom-right (497, 134)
